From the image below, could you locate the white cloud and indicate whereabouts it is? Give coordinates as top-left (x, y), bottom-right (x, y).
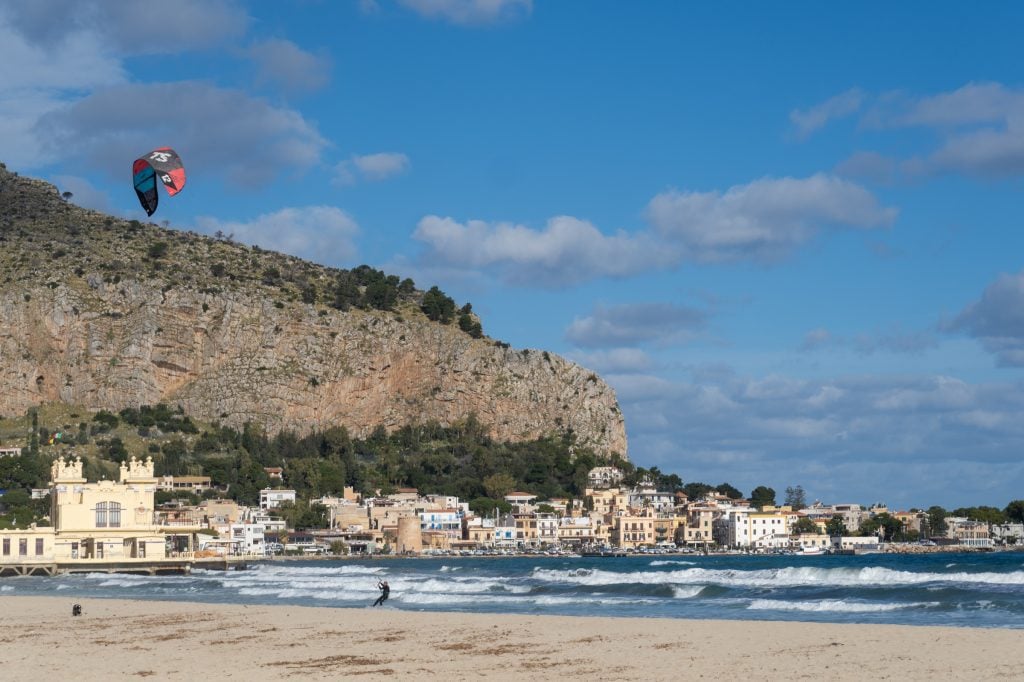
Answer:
top-left (246, 38), bottom-right (331, 94)
top-left (862, 82), bottom-right (1024, 178)
top-left (611, 368), bottom-right (1024, 508)
top-left (413, 215), bottom-right (672, 287)
top-left (646, 174), bottom-right (897, 263)
top-left (801, 327), bottom-right (833, 350)
top-left (49, 174), bottom-right (113, 212)
top-left (34, 81), bottom-right (328, 186)
top-left (566, 348), bottom-right (653, 374)
top-left (789, 88), bottom-right (864, 139)
top-left (334, 152), bottom-right (411, 185)
top-left (1, 0), bottom-right (249, 54)
top-left (0, 15), bottom-right (126, 167)
top-left (897, 82), bottom-right (1022, 128)
top-left (398, 0), bottom-right (532, 25)
top-left (565, 302), bottom-right (707, 348)
top-left (194, 206), bottom-right (360, 267)
top-left (834, 151), bottom-right (898, 185)
top-left (948, 270), bottom-right (1024, 366)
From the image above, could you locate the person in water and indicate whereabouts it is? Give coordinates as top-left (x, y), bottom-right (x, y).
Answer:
top-left (373, 580), bottom-right (390, 607)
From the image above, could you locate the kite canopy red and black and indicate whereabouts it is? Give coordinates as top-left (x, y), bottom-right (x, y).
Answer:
top-left (132, 147), bottom-right (185, 216)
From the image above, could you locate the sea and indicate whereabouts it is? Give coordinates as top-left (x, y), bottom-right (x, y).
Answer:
top-left (4, 552), bottom-right (1024, 629)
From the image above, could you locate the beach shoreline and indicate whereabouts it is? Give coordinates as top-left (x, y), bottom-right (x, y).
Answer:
top-left (2, 595), bottom-right (1022, 680)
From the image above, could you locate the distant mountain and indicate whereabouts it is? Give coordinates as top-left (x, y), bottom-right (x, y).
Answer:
top-left (0, 163), bottom-right (627, 458)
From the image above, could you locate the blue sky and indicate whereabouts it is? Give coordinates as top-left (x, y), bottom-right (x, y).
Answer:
top-left (3, 0), bottom-right (1024, 510)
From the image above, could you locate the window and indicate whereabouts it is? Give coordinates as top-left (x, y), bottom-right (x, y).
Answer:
top-left (35, 538), bottom-right (44, 555)
top-left (2, 538), bottom-right (8, 556)
top-left (19, 538), bottom-right (27, 556)
top-left (96, 501), bottom-right (108, 528)
top-left (109, 502), bottom-right (121, 528)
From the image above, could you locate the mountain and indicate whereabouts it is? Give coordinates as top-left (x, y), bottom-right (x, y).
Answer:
top-left (0, 163), bottom-right (627, 458)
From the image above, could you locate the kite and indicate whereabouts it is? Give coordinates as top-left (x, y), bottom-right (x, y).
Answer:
top-left (132, 147), bottom-right (186, 216)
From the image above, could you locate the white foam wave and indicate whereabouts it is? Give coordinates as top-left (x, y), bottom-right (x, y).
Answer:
top-left (439, 565), bottom-right (461, 572)
top-left (748, 599), bottom-right (939, 613)
top-left (672, 585), bottom-right (704, 599)
top-left (531, 565), bottom-right (1024, 588)
top-left (650, 560), bottom-right (696, 567)
top-left (0, 585), bottom-right (13, 592)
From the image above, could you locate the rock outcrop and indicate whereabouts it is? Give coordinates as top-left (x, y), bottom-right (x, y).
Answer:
top-left (0, 164), bottom-right (627, 457)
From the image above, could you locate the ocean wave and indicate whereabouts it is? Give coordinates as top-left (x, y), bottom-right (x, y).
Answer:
top-left (530, 565), bottom-right (1024, 588)
top-left (672, 585), bottom-right (704, 599)
top-left (0, 585), bottom-right (13, 592)
top-left (748, 599), bottom-right (940, 613)
top-left (439, 565), bottom-right (461, 572)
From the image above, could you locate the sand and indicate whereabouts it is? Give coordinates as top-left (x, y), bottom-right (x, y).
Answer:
top-left (1, 595), bottom-right (1022, 680)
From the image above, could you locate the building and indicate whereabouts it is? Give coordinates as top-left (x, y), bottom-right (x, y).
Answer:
top-left (745, 508), bottom-right (797, 550)
top-left (259, 488), bottom-right (296, 510)
top-left (418, 508), bottom-right (462, 539)
top-left (991, 523), bottom-right (1024, 545)
top-left (611, 509), bottom-right (662, 549)
top-left (504, 491), bottom-right (537, 510)
top-left (587, 466), bottom-right (624, 489)
top-left (1, 455), bottom-right (201, 576)
top-left (157, 475), bottom-right (213, 494)
top-left (557, 516), bottom-right (595, 546)
top-left (0, 446), bottom-right (22, 458)
top-left (946, 517), bottom-right (993, 548)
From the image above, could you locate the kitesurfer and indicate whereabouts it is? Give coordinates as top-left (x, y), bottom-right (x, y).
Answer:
top-left (372, 580), bottom-right (390, 607)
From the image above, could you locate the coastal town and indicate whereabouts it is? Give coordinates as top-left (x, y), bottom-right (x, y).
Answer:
top-left (1, 451), bottom-right (1018, 576)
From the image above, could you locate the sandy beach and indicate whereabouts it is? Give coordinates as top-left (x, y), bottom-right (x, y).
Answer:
top-left (1, 596), bottom-right (1021, 680)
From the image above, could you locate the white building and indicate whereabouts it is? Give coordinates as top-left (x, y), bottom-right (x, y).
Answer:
top-left (991, 523), bottom-right (1024, 545)
top-left (260, 488), bottom-right (296, 510)
top-left (536, 513), bottom-right (558, 545)
top-left (715, 506), bottom-right (753, 547)
top-left (587, 466), bottom-right (624, 489)
top-left (557, 516), bottom-right (596, 545)
top-left (418, 508), bottom-right (462, 538)
top-left (628, 484), bottom-right (675, 513)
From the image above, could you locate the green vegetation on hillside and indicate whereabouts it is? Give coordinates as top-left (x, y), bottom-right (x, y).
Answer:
top-left (0, 165), bottom-right (483, 340)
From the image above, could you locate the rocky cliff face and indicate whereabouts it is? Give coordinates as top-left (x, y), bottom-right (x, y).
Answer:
top-left (0, 164), bottom-right (627, 458)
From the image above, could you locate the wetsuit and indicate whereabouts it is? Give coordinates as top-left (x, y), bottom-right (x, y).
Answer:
top-left (373, 582), bottom-right (390, 607)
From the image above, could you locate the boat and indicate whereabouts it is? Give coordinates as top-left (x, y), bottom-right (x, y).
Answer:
top-left (798, 546), bottom-right (827, 556)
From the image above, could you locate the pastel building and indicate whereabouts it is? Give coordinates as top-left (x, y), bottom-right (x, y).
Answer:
top-left (1, 455), bottom-right (200, 576)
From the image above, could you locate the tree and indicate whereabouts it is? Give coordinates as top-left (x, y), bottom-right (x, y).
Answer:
top-left (953, 506), bottom-right (1006, 525)
top-left (468, 497), bottom-right (511, 517)
top-left (421, 286), bottom-right (456, 323)
top-left (61, 191), bottom-right (73, 202)
top-left (825, 515), bottom-right (847, 537)
top-left (715, 483), bottom-right (743, 499)
top-left (749, 486), bottom-right (776, 508)
top-left (792, 517), bottom-right (819, 534)
top-left (483, 473), bottom-right (516, 499)
top-left (925, 506), bottom-right (948, 539)
top-left (859, 513), bottom-right (902, 540)
top-left (683, 482), bottom-right (715, 500)
top-left (147, 241), bottom-right (169, 259)
top-left (784, 485), bottom-right (807, 509)
top-left (1005, 500), bottom-right (1024, 524)
top-left (458, 312), bottom-right (483, 338)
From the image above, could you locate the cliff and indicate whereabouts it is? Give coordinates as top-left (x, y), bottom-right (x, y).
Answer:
top-left (0, 164), bottom-right (627, 458)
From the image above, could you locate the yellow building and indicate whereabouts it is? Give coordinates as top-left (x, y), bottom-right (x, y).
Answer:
top-left (612, 509), bottom-right (660, 548)
top-left (1, 455), bottom-right (199, 576)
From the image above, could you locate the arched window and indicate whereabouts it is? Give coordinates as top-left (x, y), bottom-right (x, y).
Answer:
top-left (109, 502), bottom-right (122, 528)
top-left (96, 502), bottom-right (108, 528)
